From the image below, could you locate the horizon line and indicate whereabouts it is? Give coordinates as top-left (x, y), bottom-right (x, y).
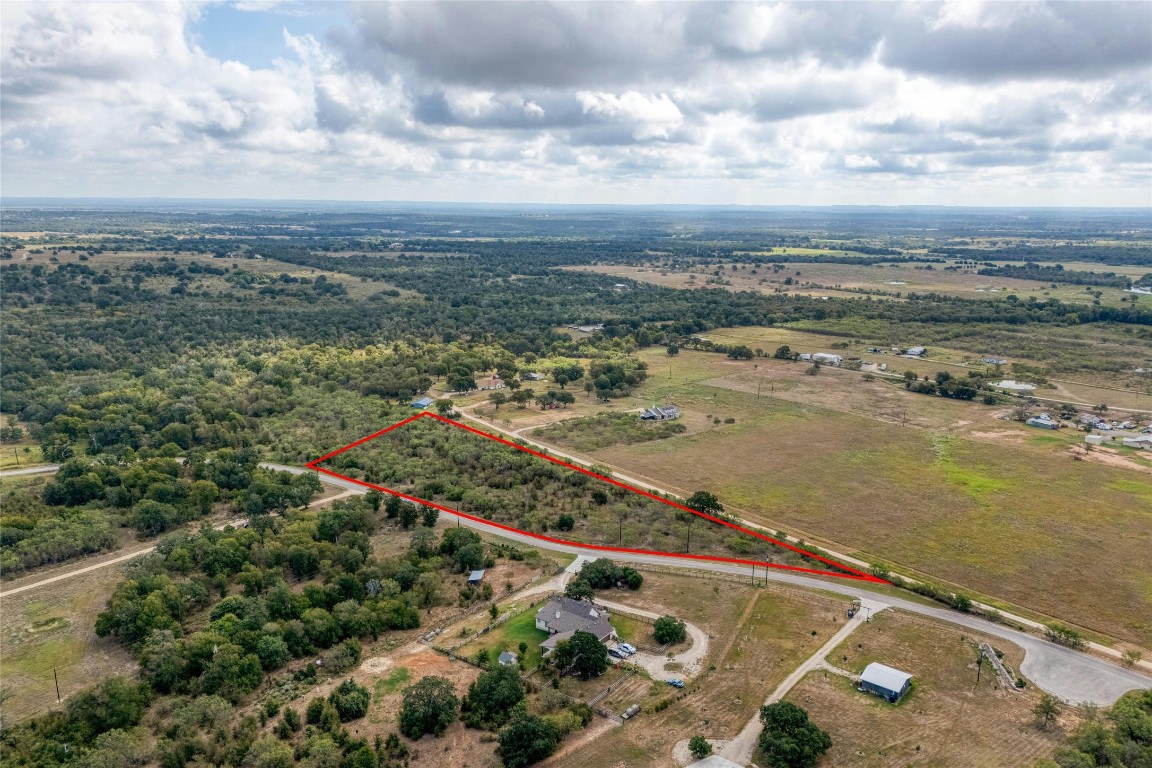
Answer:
top-left (3, 196), bottom-right (1151, 213)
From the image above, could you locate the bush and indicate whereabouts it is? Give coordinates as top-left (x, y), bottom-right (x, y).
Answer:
top-left (653, 616), bottom-right (687, 645)
top-left (1044, 623), bottom-right (1086, 650)
top-left (757, 701), bottom-right (831, 768)
top-left (329, 679), bottom-right (371, 722)
top-left (689, 735), bottom-right (713, 759)
top-left (399, 676), bottom-right (459, 739)
top-left (498, 713), bottom-right (561, 768)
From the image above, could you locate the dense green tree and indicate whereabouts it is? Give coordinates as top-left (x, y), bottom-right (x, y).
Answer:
top-left (329, 679), bottom-right (371, 722)
top-left (462, 664), bottom-right (525, 729)
top-left (653, 616), bottom-right (687, 645)
top-left (399, 676), bottom-right (459, 739)
top-left (497, 713), bottom-right (561, 768)
top-left (757, 702), bottom-right (832, 768)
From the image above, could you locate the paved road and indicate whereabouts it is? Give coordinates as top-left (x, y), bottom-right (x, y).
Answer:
top-left (8, 459), bottom-right (1149, 704)
top-left (281, 461), bottom-right (1151, 705)
top-left (457, 411), bottom-right (1152, 677)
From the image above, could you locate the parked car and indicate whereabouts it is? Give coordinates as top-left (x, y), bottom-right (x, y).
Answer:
top-left (668, 679), bottom-right (685, 689)
top-left (619, 643), bottom-right (637, 654)
top-left (608, 648), bottom-right (627, 660)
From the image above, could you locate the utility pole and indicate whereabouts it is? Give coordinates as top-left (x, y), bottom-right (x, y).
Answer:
top-left (975, 646), bottom-right (983, 685)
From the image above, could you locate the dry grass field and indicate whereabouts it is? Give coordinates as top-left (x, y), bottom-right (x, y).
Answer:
top-left (525, 350), bottom-right (1152, 649)
top-left (549, 578), bottom-right (849, 768)
top-left (569, 259), bottom-right (1145, 308)
top-left (0, 563), bottom-right (138, 723)
top-left (784, 610), bottom-right (1074, 768)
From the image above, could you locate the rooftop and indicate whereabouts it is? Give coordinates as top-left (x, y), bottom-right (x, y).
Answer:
top-left (861, 662), bottom-right (913, 692)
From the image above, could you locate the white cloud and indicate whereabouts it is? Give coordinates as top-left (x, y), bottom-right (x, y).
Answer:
top-left (0, 1), bottom-right (1148, 204)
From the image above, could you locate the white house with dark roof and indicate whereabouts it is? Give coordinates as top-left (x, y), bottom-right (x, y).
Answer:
top-left (535, 596), bottom-right (617, 655)
top-left (640, 405), bottom-right (681, 421)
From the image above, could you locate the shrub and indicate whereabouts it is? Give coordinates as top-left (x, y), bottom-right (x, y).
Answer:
top-left (653, 616), bottom-right (687, 645)
top-left (329, 679), bottom-right (371, 722)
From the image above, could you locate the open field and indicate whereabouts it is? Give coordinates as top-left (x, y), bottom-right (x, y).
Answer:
top-left (526, 350), bottom-right (1152, 649)
top-left (0, 562), bottom-right (138, 723)
top-left (569, 259), bottom-right (1147, 308)
top-left (783, 610), bottom-right (1074, 767)
top-left (549, 577), bottom-right (849, 768)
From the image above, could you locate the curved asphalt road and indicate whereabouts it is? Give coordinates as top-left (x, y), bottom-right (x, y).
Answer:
top-left (265, 462), bottom-right (1151, 706)
top-left (5, 462), bottom-right (1148, 704)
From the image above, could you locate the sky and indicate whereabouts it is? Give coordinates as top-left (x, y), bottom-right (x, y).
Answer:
top-left (2, 1), bottom-right (1150, 207)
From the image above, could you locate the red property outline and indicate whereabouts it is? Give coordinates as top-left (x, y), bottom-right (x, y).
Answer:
top-left (308, 412), bottom-right (885, 584)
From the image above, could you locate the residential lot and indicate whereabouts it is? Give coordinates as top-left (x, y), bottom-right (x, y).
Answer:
top-left (785, 610), bottom-right (1074, 767)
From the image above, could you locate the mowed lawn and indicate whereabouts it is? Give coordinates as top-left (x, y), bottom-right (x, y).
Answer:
top-left (586, 374), bottom-right (1152, 649)
top-left (786, 610), bottom-right (1074, 768)
top-left (454, 608), bottom-right (550, 670)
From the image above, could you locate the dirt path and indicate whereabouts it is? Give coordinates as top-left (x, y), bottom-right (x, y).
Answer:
top-left (713, 598), bottom-right (889, 766)
top-left (0, 485), bottom-right (358, 600)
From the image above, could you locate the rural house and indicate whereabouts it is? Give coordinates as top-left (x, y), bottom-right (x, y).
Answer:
top-left (467, 570), bottom-right (486, 585)
top-left (812, 353), bottom-right (843, 366)
top-left (859, 662), bottom-right (912, 703)
top-left (1122, 436), bottom-right (1152, 450)
top-left (640, 405), bottom-right (681, 421)
top-left (535, 596), bottom-right (617, 655)
top-left (1026, 415), bottom-right (1060, 430)
top-left (411, 396), bottom-right (434, 409)
top-left (981, 356), bottom-right (1007, 365)
top-left (904, 346), bottom-right (927, 357)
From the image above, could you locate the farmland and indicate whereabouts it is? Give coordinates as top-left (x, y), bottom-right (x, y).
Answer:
top-left (569, 256), bottom-right (1150, 309)
top-left (486, 346), bottom-right (1152, 648)
top-left (785, 610), bottom-right (1074, 767)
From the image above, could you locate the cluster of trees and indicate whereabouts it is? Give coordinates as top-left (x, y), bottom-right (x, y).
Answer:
top-left (564, 557), bottom-right (643, 600)
top-left (531, 411), bottom-right (687, 452)
top-left (329, 419), bottom-right (798, 567)
top-left (757, 702), bottom-right (833, 768)
top-left (977, 263), bottom-right (1132, 288)
top-left (903, 370), bottom-right (985, 401)
top-left (2, 492), bottom-right (536, 766)
top-left (396, 664), bottom-right (592, 768)
top-left (1034, 689), bottom-right (1152, 768)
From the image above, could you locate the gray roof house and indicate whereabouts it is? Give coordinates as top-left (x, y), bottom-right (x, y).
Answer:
top-left (535, 596), bottom-right (617, 655)
top-left (859, 662), bottom-right (912, 702)
top-left (640, 405), bottom-right (681, 421)
top-left (467, 570), bottom-right (486, 585)
top-left (411, 396), bottom-right (434, 408)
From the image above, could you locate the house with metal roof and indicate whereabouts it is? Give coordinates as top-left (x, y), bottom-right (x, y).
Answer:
top-left (467, 570), bottom-right (486, 585)
top-left (535, 596), bottom-right (617, 655)
top-left (411, 396), bottom-right (434, 408)
top-left (859, 662), bottom-right (912, 702)
top-left (640, 405), bottom-right (681, 421)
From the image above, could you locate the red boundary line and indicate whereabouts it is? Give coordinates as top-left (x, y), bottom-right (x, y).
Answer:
top-left (308, 412), bottom-right (886, 584)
